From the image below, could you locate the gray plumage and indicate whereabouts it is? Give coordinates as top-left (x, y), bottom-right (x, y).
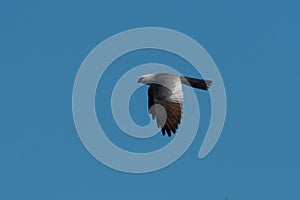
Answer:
top-left (138, 73), bottom-right (212, 137)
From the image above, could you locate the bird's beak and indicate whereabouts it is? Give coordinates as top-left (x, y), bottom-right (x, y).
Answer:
top-left (137, 77), bottom-right (142, 83)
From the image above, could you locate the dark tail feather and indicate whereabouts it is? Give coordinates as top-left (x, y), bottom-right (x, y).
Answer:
top-left (180, 76), bottom-right (212, 90)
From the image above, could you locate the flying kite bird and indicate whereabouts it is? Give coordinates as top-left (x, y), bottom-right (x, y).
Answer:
top-left (137, 73), bottom-right (212, 137)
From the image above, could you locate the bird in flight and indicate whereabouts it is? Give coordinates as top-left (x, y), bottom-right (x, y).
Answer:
top-left (137, 73), bottom-right (212, 137)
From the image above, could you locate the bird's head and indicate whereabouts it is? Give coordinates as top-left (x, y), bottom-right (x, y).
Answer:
top-left (137, 73), bottom-right (157, 84)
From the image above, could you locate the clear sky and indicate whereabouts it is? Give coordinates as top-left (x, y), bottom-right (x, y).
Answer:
top-left (1, 0), bottom-right (299, 199)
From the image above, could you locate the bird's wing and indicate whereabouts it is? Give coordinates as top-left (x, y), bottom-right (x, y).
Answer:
top-left (148, 82), bottom-right (183, 137)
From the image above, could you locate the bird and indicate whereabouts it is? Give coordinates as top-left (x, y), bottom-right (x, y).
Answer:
top-left (137, 73), bottom-right (212, 137)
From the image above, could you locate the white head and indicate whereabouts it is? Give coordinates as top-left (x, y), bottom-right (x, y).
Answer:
top-left (137, 73), bottom-right (157, 85)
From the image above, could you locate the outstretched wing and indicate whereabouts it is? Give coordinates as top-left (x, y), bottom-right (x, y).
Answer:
top-left (148, 83), bottom-right (183, 137)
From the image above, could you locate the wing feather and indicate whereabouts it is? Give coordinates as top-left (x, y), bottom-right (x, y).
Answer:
top-left (148, 84), bottom-right (183, 137)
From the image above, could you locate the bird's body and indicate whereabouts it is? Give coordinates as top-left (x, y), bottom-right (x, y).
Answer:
top-left (138, 73), bottom-right (212, 137)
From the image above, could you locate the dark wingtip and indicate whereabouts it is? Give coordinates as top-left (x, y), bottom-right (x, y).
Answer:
top-left (161, 128), bottom-right (172, 137)
top-left (171, 127), bottom-right (176, 133)
top-left (162, 128), bottom-right (166, 136)
top-left (166, 129), bottom-right (171, 137)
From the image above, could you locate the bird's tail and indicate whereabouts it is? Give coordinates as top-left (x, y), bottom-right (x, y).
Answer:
top-left (180, 76), bottom-right (212, 90)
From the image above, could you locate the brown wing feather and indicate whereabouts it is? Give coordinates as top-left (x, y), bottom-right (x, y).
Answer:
top-left (148, 85), bottom-right (183, 137)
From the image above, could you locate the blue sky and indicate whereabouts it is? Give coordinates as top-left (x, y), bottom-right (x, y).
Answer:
top-left (1, 0), bottom-right (299, 199)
